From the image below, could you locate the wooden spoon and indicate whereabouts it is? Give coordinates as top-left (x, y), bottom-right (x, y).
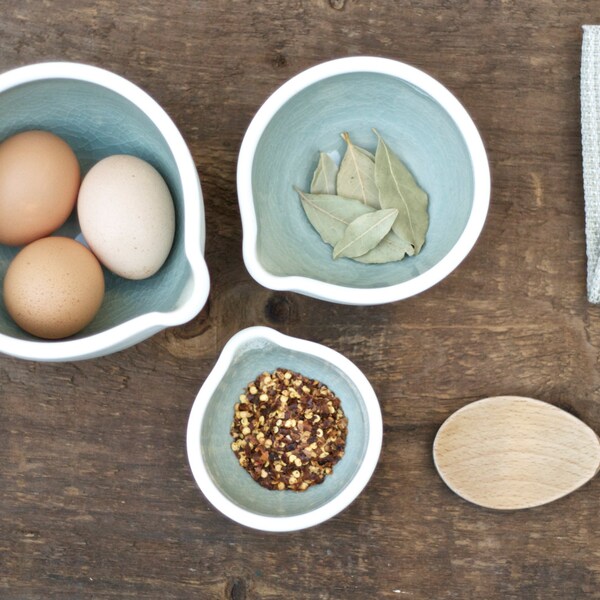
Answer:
top-left (433, 396), bottom-right (600, 510)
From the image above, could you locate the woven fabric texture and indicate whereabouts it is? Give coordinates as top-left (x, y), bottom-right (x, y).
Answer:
top-left (582, 26), bottom-right (600, 302)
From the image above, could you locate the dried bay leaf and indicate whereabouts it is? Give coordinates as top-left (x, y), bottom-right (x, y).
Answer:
top-left (337, 132), bottom-right (380, 209)
top-left (295, 188), bottom-right (374, 246)
top-left (355, 146), bottom-right (375, 161)
top-left (333, 208), bottom-right (398, 259)
top-left (374, 129), bottom-right (429, 253)
top-left (355, 231), bottom-right (415, 264)
top-left (310, 152), bottom-right (338, 195)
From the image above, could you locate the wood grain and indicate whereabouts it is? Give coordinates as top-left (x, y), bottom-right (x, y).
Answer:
top-left (433, 396), bottom-right (600, 509)
top-left (1, 1), bottom-right (600, 599)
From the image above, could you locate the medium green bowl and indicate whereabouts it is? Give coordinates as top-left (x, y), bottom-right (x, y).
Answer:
top-left (237, 56), bottom-right (490, 305)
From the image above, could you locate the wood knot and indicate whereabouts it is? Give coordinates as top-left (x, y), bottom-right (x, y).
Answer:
top-left (329, 0), bottom-right (346, 9)
top-left (161, 299), bottom-right (215, 359)
top-left (272, 52), bottom-right (287, 68)
top-left (173, 300), bottom-right (211, 340)
top-left (265, 294), bottom-right (294, 324)
top-left (226, 577), bottom-right (247, 600)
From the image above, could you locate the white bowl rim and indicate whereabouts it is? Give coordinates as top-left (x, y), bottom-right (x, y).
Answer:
top-left (186, 325), bottom-right (383, 532)
top-left (237, 55), bottom-right (490, 305)
top-left (0, 61), bottom-right (210, 361)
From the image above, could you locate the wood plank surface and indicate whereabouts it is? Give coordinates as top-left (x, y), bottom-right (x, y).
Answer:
top-left (1, 1), bottom-right (600, 598)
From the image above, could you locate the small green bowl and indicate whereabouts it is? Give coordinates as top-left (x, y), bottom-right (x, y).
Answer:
top-left (186, 327), bottom-right (383, 532)
top-left (237, 56), bottom-right (490, 305)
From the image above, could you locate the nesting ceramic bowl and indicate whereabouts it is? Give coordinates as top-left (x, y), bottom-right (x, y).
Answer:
top-left (186, 326), bottom-right (383, 532)
top-left (237, 56), bottom-right (490, 305)
top-left (0, 62), bottom-right (210, 361)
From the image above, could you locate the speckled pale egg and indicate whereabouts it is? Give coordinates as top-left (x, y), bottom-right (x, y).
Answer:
top-left (3, 237), bottom-right (105, 339)
top-left (77, 154), bottom-right (176, 280)
top-left (0, 130), bottom-right (80, 246)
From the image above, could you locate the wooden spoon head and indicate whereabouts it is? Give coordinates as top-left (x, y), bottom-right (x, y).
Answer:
top-left (433, 396), bottom-right (600, 510)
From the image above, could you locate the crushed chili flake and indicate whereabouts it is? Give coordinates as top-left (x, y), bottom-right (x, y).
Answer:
top-left (230, 368), bottom-right (348, 491)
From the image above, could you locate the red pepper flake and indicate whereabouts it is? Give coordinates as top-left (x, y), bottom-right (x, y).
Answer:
top-left (230, 368), bottom-right (348, 491)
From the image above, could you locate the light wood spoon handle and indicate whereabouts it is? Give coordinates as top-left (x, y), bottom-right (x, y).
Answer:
top-left (433, 396), bottom-right (600, 510)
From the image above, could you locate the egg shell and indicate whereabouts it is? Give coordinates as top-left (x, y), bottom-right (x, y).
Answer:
top-left (0, 130), bottom-right (80, 246)
top-left (77, 155), bottom-right (176, 280)
top-left (3, 237), bottom-right (105, 340)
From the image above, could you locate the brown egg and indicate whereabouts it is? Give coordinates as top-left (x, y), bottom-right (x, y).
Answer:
top-left (0, 130), bottom-right (80, 246)
top-left (3, 237), bottom-right (105, 339)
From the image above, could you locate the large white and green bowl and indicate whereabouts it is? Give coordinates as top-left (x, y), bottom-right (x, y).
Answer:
top-left (237, 56), bottom-right (489, 305)
top-left (0, 62), bottom-right (210, 361)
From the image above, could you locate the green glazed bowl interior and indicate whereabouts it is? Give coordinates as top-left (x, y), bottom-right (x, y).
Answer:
top-left (253, 72), bottom-right (471, 286)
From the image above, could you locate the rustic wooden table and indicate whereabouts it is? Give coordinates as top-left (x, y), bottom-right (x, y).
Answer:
top-left (1, 1), bottom-right (599, 598)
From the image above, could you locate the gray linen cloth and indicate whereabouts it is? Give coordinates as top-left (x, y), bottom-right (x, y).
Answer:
top-left (582, 26), bottom-right (600, 302)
